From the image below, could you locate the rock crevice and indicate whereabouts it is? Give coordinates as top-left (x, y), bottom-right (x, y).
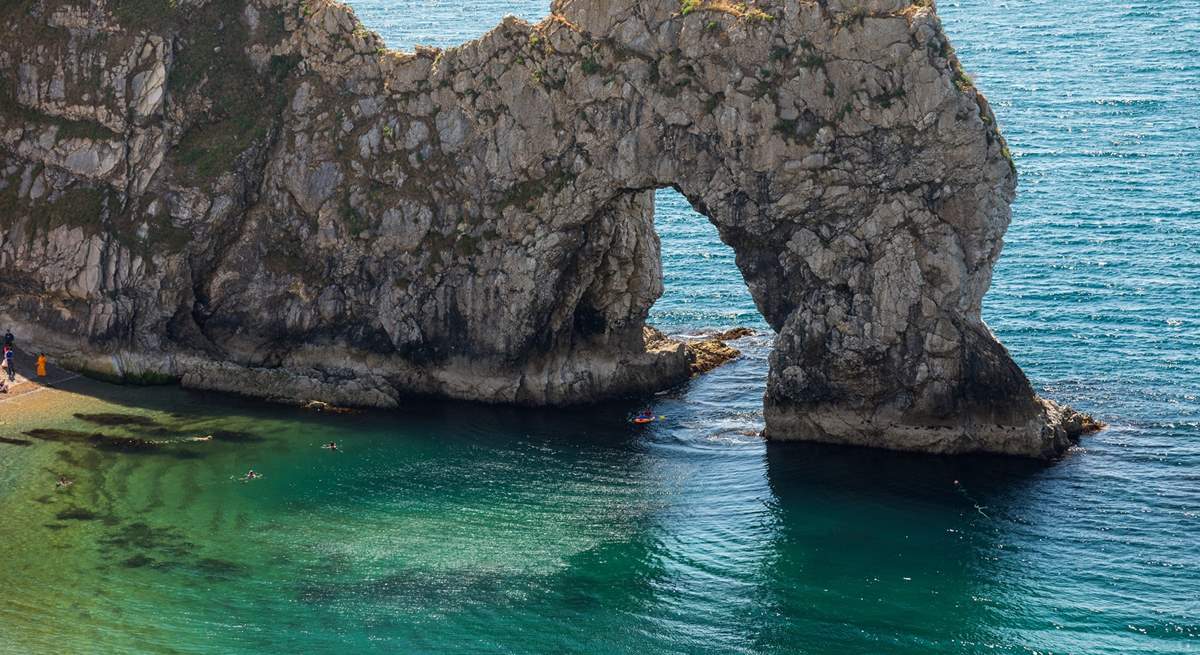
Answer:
top-left (0, 0), bottom-right (1091, 456)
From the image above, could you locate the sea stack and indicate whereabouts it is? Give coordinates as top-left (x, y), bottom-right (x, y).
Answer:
top-left (0, 0), bottom-right (1092, 457)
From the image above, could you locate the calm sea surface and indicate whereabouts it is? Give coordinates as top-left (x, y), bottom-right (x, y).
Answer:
top-left (0, 1), bottom-right (1197, 653)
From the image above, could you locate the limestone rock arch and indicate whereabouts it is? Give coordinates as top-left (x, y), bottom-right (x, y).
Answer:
top-left (0, 0), bottom-right (1090, 456)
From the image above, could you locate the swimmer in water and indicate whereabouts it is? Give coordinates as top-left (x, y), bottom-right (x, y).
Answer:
top-left (188, 435), bottom-right (213, 442)
top-left (56, 475), bottom-right (73, 488)
top-left (321, 441), bottom-right (339, 451)
top-left (241, 469), bottom-right (262, 482)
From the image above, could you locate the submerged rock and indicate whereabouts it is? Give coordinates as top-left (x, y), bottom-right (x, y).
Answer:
top-left (55, 507), bottom-right (100, 521)
top-left (74, 413), bottom-right (159, 428)
top-left (24, 427), bottom-right (170, 455)
top-left (23, 429), bottom-right (102, 444)
top-left (87, 434), bottom-right (162, 454)
top-left (0, 0), bottom-right (1094, 457)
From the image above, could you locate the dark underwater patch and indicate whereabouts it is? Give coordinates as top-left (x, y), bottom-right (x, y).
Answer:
top-left (166, 448), bottom-right (206, 460)
top-left (74, 413), bottom-right (160, 427)
top-left (122, 555), bottom-right (155, 568)
top-left (24, 428), bottom-right (102, 443)
top-left (129, 426), bottom-right (184, 438)
top-left (53, 449), bottom-right (82, 468)
top-left (55, 507), bottom-right (100, 521)
top-left (0, 436), bottom-right (32, 446)
top-left (100, 522), bottom-right (196, 558)
top-left (210, 429), bottom-right (265, 443)
top-left (87, 434), bottom-right (161, 454)
top-left (32, 430), bottom-right (177, 457)
top-left (194, 557), bottom-right (247, 580)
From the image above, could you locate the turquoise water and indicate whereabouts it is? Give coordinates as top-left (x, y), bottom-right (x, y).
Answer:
top-left (1, 1), bottom-right (1198, 653)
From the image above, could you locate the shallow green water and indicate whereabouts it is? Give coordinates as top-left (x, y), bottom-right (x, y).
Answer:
top-left (1, 0), bottom-right (1198, 652)
top-left (1, 356), bottom-right (1195, 654)
top-left (0, 378), bottom-right (1103, 653)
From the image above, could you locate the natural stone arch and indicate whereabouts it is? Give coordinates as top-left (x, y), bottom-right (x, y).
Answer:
top-left (0, 0), bottom-right (1092, 456)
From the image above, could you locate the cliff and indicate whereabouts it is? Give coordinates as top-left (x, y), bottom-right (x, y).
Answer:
top-left (0, 0), bottom-right (1093, 457)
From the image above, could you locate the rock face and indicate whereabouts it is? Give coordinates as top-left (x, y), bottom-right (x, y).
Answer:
top-left (0, 0), bottom-right (1090, 457)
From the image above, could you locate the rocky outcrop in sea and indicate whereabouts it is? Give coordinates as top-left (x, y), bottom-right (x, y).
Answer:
top-left (0, 0), bottom-right (1096, 457)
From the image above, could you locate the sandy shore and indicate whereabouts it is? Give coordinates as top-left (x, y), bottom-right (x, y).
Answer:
top-left (0, 349), bottom-right (107, 433)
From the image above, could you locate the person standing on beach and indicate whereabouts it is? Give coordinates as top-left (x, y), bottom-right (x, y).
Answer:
top-left (4, 346), bottom-right (14, 382)
top-left (37, 353), bottom-right (47, 378)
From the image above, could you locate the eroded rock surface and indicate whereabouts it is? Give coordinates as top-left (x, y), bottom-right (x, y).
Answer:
top-left (0, 0), bottom-right (1091, 456)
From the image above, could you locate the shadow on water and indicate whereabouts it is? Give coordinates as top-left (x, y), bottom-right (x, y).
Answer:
top-left (748, 441), bottom-right (1057, 652)
top-left (28, 373), bottom-right (666, 449)
top-left (764, 440), bottom-right (1052, 505)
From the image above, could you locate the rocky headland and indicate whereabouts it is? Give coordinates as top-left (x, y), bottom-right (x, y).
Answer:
top-left (0, 0), bottom-right (1097, 457)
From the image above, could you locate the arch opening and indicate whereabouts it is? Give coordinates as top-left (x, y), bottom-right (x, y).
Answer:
top-left (649, 188), bottom-right (767, 337)
top-left (645, 188), bottom-right (775, 424)
top-left (344, 0), bottom-right (548, 53)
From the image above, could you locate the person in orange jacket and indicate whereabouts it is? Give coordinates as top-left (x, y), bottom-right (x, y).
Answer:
top-left (37, 353), bottom-right (47, 378)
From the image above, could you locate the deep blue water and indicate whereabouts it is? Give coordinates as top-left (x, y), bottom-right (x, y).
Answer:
top-left (0, 2), bottom-right (1196, 653)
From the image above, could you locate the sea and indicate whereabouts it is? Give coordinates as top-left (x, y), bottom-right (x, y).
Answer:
top-left (0, 1), bottom-right (1196, 652)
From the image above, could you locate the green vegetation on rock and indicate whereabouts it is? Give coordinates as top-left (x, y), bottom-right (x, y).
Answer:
top-left (112, 0), bottom-right (179, 28)
top-left (169, 1), bottom-right (296, 184)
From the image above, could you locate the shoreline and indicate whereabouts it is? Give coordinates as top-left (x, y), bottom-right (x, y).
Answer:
top-left (0, 349), bottom-right (91, 419)
top-left (9, 325), bottom-right (757, 413)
